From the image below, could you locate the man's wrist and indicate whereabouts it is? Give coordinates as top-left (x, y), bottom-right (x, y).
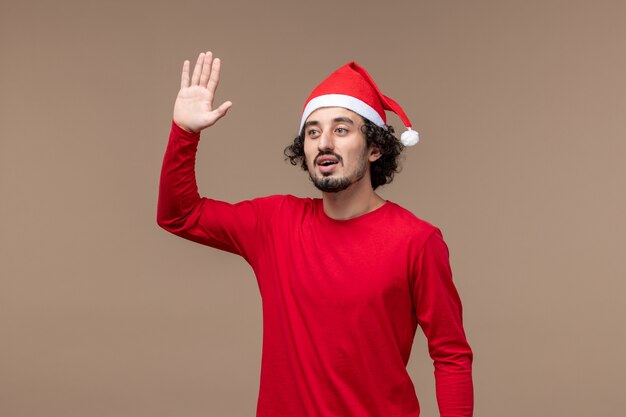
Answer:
top-left (171, 120), bottom-right (201, 141)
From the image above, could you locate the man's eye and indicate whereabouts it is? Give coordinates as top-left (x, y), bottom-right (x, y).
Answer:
top-left (336, 128), bottom-right (348, 134)
top-left (307, 129), bottom-right (319, 137)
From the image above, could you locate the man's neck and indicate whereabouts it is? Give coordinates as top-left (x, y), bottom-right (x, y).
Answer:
top-left (321, 177), bottom-right (385, 220)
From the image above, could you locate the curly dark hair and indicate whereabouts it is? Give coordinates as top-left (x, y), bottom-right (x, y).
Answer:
top-left (283, 117), bottom-right (405, 190)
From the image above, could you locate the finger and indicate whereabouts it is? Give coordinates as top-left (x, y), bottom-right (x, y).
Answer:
top-left (190, 52), bottom-right (205, 86)
top-left (199, 51), bottom-right (213, 88)
top-left (207, 57), bottom-right (222, 96)
top-left (213, 100), bottom-right (233, 120)
top-left (180, 60), bottom-right (190, 89)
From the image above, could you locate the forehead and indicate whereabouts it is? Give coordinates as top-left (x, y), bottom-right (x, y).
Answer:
top-left (304, 107), bottom-right (363, 125)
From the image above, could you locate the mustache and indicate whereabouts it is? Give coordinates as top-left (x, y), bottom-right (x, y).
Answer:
top-left (313, 150), bottom-right (343, 165)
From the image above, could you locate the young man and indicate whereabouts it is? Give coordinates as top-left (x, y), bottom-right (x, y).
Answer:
top-left (158, 51), bottom-right (473, 417)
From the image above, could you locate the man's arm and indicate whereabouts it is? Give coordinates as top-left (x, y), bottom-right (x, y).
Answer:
top-left (413, 229), bottom-right (474, 417)
top-left (157, 51), bottom-right (261, 259)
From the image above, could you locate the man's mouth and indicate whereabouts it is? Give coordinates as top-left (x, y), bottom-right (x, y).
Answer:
top-left (315, 154), bottom-right (341, 167)
top-left (316, 157), bottom-right (339, 175)
top-left (319, 160), bottom-right (338, 167)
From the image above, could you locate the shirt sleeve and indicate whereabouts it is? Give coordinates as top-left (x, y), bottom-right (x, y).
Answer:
top-left (412, 229), bottom-right (474, 417)
top-left (156, 121), bottom-right (276, 262)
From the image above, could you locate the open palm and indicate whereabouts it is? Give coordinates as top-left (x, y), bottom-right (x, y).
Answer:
top-left (173, 51), bottom-right (232, 133)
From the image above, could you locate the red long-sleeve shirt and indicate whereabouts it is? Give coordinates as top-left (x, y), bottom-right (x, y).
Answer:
top-left (157, 121), bottom-right (474, 417)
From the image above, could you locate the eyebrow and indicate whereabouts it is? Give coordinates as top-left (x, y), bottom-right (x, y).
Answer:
top-left (332, 117), bottom-right (355, 125)
top-left (303, 117), bottom-right (355, 129)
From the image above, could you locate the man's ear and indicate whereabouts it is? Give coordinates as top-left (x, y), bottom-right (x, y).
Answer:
top-left (369, 146), bottom-right (382, 162)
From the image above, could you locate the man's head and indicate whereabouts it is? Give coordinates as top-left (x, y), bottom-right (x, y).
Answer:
top-left (297, 62), bottom-right (419, 148)
top-left (285, 61), bottom-right (418, 192)
top-left (284, 107), bottom-right (404, 191)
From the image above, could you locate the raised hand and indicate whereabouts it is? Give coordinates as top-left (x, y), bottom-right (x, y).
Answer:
top-left (173, 51), bottom-right (233, 133)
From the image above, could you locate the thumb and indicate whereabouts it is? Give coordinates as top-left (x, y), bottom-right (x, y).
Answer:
top-left (214, 101), bottom-right (233, 119)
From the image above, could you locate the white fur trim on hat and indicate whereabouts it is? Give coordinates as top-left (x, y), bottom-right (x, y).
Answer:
top-left (300, 94), bottom-right (386, 131)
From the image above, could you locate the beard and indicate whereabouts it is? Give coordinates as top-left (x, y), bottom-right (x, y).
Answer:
top-left (308, 151), bottom-right (369, 193)
top-left (310, 175), bottom-right (354, 193)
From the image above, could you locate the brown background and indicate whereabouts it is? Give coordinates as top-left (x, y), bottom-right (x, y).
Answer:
top-left (2, 1), bottom-right (625, 416)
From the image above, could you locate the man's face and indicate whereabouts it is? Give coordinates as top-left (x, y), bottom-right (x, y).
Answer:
top-left (303, 107), bottom-right (381, 193)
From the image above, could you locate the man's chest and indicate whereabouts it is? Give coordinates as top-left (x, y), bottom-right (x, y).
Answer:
top-left (257, 221), bottom-right (414, 313)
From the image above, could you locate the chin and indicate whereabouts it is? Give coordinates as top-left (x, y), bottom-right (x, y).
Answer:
top-left (310, 175), bottom-right (353, 193)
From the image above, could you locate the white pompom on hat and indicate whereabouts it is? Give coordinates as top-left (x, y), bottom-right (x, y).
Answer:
top-left (300, 62), bottom-right (419, 146)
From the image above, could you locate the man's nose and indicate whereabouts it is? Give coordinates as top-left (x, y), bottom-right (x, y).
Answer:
top-left (318, 130), bottom-right (335, 151)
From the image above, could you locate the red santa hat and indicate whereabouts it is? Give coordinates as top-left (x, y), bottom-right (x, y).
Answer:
top-left (300, 62), bottom-right (419, 146)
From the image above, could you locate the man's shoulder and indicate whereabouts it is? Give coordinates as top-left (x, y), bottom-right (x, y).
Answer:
top-left (248, 194), bottom-right (316, 214)
top-left (384, 201), bottom-right (440, 236)
top-left (250, 194), bottom-right (314, 206)
top-left (381, 201), bottom-right (448, 255)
